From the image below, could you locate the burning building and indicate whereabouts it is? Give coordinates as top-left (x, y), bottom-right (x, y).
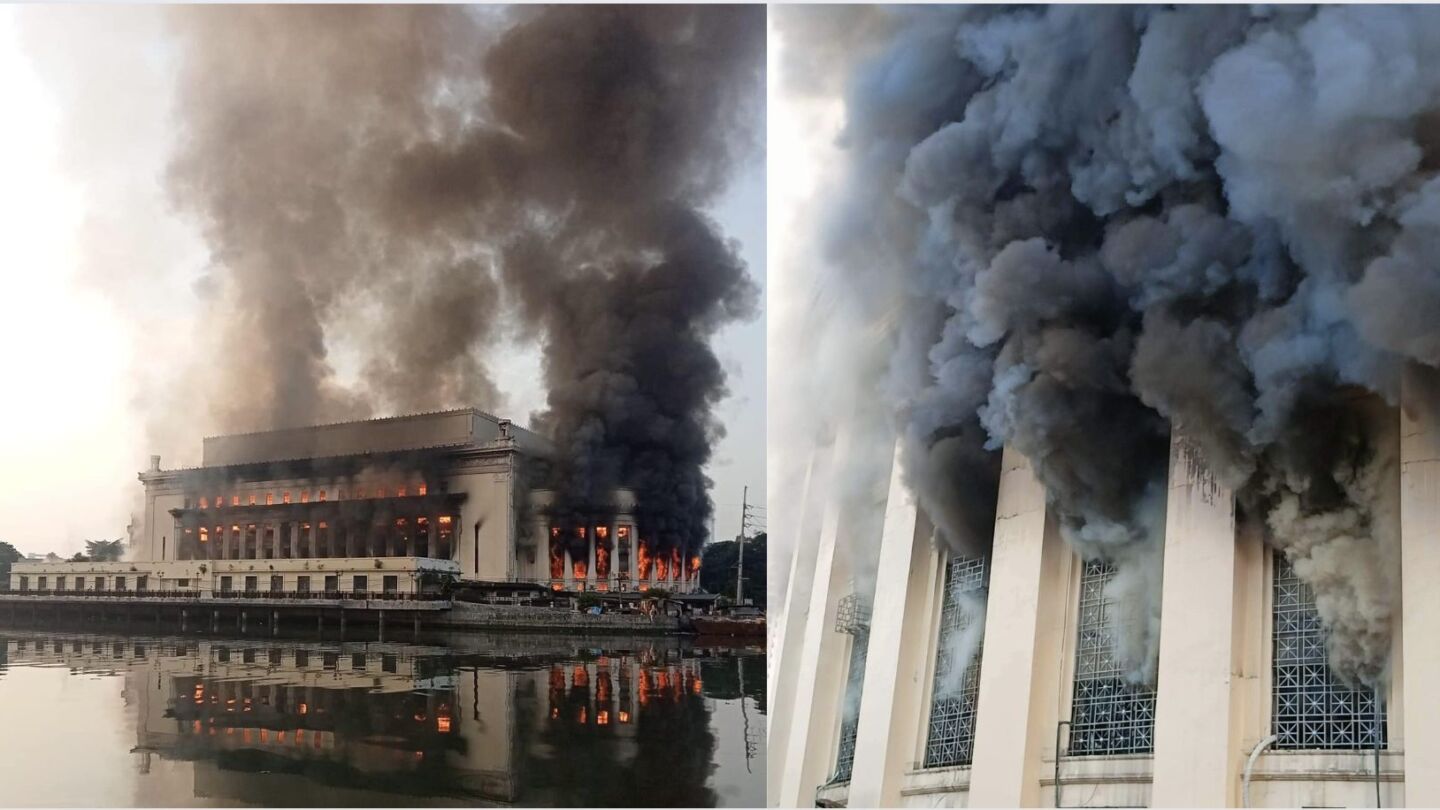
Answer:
top-left (9, 408), bottom-right (699, 594)
top-left (771, 5), bottom-right (1440, 808)
top-left (771, 391), bottom-right (1440, 807)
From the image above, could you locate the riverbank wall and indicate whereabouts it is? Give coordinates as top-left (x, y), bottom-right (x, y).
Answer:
top-left (432, 601), bottom-right (687, 635)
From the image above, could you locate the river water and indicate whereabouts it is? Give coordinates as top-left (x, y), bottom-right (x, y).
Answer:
top-left (0, 624), bottom-right (765, 807)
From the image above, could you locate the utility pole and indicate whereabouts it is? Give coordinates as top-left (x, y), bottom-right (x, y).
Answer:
top-left (736, 486), bottom-right (748, 605)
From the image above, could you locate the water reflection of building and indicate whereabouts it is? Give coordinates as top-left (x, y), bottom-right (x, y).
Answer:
top-left (0, 631), bottom-right (756, 807)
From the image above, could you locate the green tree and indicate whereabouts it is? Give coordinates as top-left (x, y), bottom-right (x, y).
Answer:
top-left (85, 538), bottom-right (125, 562)
top-left (0, 541), bottom-right (21, 590)
top-left (0, 541), bottom-right (21, 576)
top-left (699, 533), bottom-right (765, 606)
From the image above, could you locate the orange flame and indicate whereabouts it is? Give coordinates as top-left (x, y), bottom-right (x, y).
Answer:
top-left (573, 559), bottom-right (588, 581)
top-left (670, 548), bottom-right (682, 581)
top-left (572, 665), bottom-right (589, 689)
top-left (655, 557), bottom-right (669, 582)
top-left (637, 540), bottom-right (652, 579)
top-left (596, 543), bottom-right (610, 578)
top-left (550, 541), bottom-right (565, 579)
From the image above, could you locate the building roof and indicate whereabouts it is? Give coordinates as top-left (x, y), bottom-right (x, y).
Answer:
top-left (194, 408), bottom-right (551, 469)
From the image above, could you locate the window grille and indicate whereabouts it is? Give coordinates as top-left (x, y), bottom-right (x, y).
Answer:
top-left (1067, 558), bottom-right (1157, 756)
top-left (835, 592), bottom-right (871, 635)
top-left (924, 554), bottom-right (987, 768)
top-left (1272, 554), bottom-right (1386, 750)
top-left (831, 627), bottom-right (869, 784)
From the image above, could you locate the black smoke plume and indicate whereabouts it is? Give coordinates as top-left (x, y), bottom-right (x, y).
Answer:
top-left (163, 6), bottom-right (762, 556)
top-left (779, 5), bottom-right (1440, 685)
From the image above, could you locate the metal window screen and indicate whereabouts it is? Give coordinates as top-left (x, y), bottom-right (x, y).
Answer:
top-left (924, 555), bottom-right (987, 768)
top-left (832, 628), bottom-right (869, 783)
top-left (1271, 554), bottom-right (1386, 750)
top-left (1067, 558), bottom-right (1157, 755)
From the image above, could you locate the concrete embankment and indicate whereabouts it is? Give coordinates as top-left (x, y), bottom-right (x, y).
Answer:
top-left (431, 601), bottom-right (687, 635)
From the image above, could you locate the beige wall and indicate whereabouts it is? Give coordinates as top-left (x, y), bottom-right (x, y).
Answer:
top-left (8, 557), bottom-right (459, 595)
top-left (774, 415), bottom-right (1420, 808)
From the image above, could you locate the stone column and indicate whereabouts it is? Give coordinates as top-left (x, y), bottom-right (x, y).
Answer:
top-left (563, 547), bottom-right (574, 589)
top-left (1151, 433), bottom-right (1243, 807)
top-left (587, 529), bottom-right (598, 590)
top-left (849, 441), bottom-right (944, 808)
top-left (427, 517), bottom-right (439, 559)
top-left (225, 524), bottom-right (236, 560)
top-left (608, 523), bottom-right (619, 590)
top-left (627, 527), bottom-right (638, 584)
top-left (1402, 367), bottom-right (1440, 804)
top-left (306, 522), bottom-right (316, 558)
top-left (775, 428), bottom-right (859, 808)
top-left (288, 523), bottom-right (299, 559)
top-left (967, 446), bottom-right (1074, 807)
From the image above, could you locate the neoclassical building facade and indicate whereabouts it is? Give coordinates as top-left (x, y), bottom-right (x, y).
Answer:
top-left (11, 408), bottom-right (699, 594)
top-left (770, 378), bottom-right (1440, 807)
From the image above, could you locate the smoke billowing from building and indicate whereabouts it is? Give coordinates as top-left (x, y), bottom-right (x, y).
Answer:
top-left (779, 5), bottom-right (1440, 685)
top-left (159, 6), bottom-right (761, 555)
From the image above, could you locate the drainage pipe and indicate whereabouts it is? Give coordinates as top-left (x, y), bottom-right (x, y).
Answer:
top-left (1242, 734), bottom-right (1278, 808)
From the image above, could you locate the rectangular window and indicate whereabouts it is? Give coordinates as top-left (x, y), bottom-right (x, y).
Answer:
top-left (297, 576), bottom-right (311, 594)
top-left (94, 577), bottom-right (104, 591)
top-left (324, 575), bottom-right (338, 593)
top-left (1273, 554), bottom-right (1386, 750)
top-left (115, 576), bottom-right (127, 591)
top-left (18, 576), bottom-right (28, 591)
top-left (925, 555), bottom-right (987, 768)
top-left (300, 490), bottom-right (309, 503)
top-left (383, 575), bottom-right (398, 594)
top-left (295, 650), bottom-right (309, 668)
top-left (352, 653), bottom-right (367, 671)
top-left (830, 591), bottom-right (871, 784)
top-left (220, 576), bottom-right (232, 593)
top-left (832, 624), bottom-right (868, 784)
top-left (177, 578), bottom-right (189, 588)
top-left (1067, 559), bottom-right (1158, 756)
top-left (270, 575), bottom-right (283, 592)
top-left (56, 576), bottom-right (66, 591)
top-left (136, 576), bottom-right (148, 592)
top-left (244, 576), bottom-right (257, 593)
top-left (265, 493), bottom-right (274, 505)
top-left (353, 575), bottom-right (368, 593)
top-left (382, 654), bottom-right (397, 673)
top-left (37, 576), bottom-right (47, 590)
